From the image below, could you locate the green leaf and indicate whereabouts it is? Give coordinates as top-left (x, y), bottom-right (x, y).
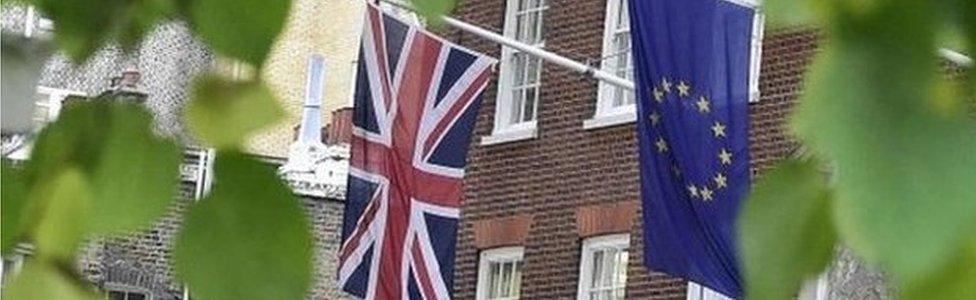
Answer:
top-left (34, 0), bottom-right (174, 61)
top-left (115, 0), bottom-right (176, 52)
top-left (740, 159), bottom-right (837, 300)
top-left (35, 0), bottom-right (116, 62)
top-left (791, 1), bottom-right (976, 283)
top-left (186, 0), bottom-right (292, 66)
top-left (31, 168), bottom-right (91, 260)
top-left (2, 161), bottom-right (30, 254)
top-left (410, 0), bottom-right (454, 26)
top-left (185, 76), bottom-right (285, 149)
top-left (27, 101), bottom-right (181, 236)
top-left (174, 151), bottom-right (313, 300)
top-left (1, 261), bottom-right (100, 300)
top-left (763, 0), bottom-right (820, 27)
top-left (899, 236), bottom-right (976, 300)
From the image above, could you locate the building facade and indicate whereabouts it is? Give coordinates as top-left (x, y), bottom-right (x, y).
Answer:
top-left (1, 4), bottom-right (358, 299)
top-left (441, 0), bottom-right (890, 299)
top-left (247, 0), bottom-right (365, 157)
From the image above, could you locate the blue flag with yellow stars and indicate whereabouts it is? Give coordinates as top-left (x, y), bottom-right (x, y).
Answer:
top-left (629, 0), bottom-right (756, 297)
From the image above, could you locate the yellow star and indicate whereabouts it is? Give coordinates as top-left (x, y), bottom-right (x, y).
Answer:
top-left (655, 137), bottom-right (669, 153)
top-left (652, 87), bottom-right (664, 103)
top-left (661, 78), bottom-right (672, 93)
top-left (688, 184), bottom-right (699, 198)
top-left (713, 173), bottom-right (728, 189)
top-left (718, 148), bottom-right (733, 165)
top-left (649, 111), bottom-right (661, 125)
top-left (700, 186), bottom-right (714, 201)
top-left (696, 96), bottom-right (711, 113)
top-left (711, 121), bottom-right (726, 138)
top-left (676, 81), bottom-right (691, 97)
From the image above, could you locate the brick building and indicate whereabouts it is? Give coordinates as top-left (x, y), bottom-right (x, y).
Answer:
top-left (439, 0), bottom-right (889, 299)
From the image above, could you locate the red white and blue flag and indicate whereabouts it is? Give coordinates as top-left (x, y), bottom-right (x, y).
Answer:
top-left (338, 4), bottom-right (495, 300)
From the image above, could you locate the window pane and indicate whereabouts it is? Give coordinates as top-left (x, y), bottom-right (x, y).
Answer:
top-left (534, 10), bottom-right (545, 44)
top-left (500, 262), bottom-right (513, 297)
top-left (525, 12), bottom-right (538, 44)
top-left (108, 291), bottom-right (126, 300)
top-left (510, 89), bottom-right (525, 125)
top-left (512, 261), bottom-right (523, 297)
top-left (129, 293), bottom-right (147, 300)
top-left (591, 250), bottom-right (605, 288)
top-left (617, 0), bottom-right (629, 29)
top-left (488, 262), bottom-right (500, 298)
top-left (527, 56), bottom-right (541, 86)
top-left (513, 53), bottom-right (527, 86)
top-left (523, 87), bottom-right (537, 122)
top-left (616, 251), bottom-right (629, 286)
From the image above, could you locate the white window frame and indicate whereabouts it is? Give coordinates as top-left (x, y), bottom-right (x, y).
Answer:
top-left (686, 282), bottom-right (734, 300)
top-left (687, 274), bottom-right (828, 300)
top-left (104, 283), bottom-right (153, 300)
top-left (24, 6), bottom-right (54, 38)
top-left (483, 0), bottom-right (547, 145)
top-left (577, 234), bottom-right (630, 300)
top-left (476, 246), bottom-right (525, 300)
top-left (585, 0), bottom-right (637, 130)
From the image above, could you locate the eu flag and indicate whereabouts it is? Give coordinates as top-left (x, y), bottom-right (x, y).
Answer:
top-left (629, 0), bottom-right (756, 298)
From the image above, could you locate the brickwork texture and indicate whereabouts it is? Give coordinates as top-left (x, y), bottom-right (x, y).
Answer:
top-left (442, 0), bottom-right (833, 298)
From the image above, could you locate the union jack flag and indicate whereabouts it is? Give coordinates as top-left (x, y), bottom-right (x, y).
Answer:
top-left (339, 5), bottom-right (496, 300)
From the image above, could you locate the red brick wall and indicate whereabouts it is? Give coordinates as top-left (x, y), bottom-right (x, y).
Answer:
top-left (444, 0), bottom-right (820, 298)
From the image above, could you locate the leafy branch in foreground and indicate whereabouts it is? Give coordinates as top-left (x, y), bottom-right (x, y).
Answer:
top-left (741, 1), bottom-right (975, 299)
top-left (3, 0), bottom-right (457, 298)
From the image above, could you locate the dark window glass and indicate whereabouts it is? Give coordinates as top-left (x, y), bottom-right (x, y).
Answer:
top-left (108, 291), bottom-right (126, 300)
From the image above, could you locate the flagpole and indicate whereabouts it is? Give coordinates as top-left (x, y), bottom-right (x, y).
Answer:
top-left (379, 0), bottom-right (637, 91)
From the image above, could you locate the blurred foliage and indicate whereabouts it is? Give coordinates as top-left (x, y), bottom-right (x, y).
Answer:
top-left (185, 75), bottom-right (284, 149)
top-left (174, 151), bottom-right (313, 300)
top-left (25, 100), bottom-right (181, 236)
top-left (1, 0), bottom-right (458, 299)
top-left (740, 159), bottom-right (836, 300)
top-left (1, 161), bottom-right (29, 254)
top-left (2, 261), bottom-right (100, 300)
top-left (743, 1), bottom-right (975, 300)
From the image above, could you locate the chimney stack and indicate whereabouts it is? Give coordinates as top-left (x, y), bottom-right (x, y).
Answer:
top-left (99, 69), bottom-right (147, 104)
top-left (325, 107), bottom-right (353, 145)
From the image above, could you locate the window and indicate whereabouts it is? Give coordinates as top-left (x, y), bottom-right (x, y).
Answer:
top-left (577, 234), bottom-right (629, 300)
top-left (476, 247), bottom-right (524, 300)
top-left (105, 285), bottom-right (151, 300)
top-left (485, 0), bottom-right (547, 144)
top-left (107, 290), bottom-right (149, 300)
top-left (585, 0), bottom-right (635, 129)
top-left (686, 282), bottom-right (733, 300)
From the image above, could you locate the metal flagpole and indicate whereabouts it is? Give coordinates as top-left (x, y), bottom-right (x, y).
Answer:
top-left (379, 0), bottom-right (636, 91)
top-left (378, 0), bottom-right (973, 92)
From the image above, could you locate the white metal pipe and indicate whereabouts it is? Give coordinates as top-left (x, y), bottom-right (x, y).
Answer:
top-left (380, 0), bottom-right (636, 91)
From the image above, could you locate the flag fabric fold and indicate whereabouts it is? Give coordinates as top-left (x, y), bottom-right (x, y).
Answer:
top-left (339, 4), bottom-right (496, 299)
top-left (629, 0), bottom-right (756, 297)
